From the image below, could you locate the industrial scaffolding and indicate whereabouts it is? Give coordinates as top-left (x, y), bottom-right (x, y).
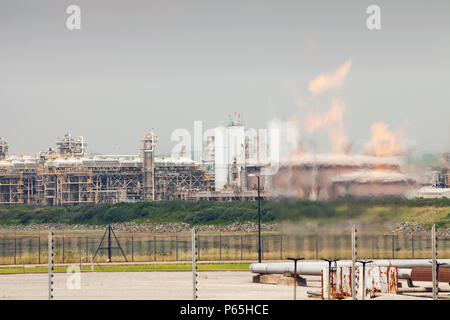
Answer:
top-left (0, 158), bottom-right (214, 206)
top-left (155, 163), bottom-right (214, 200)
top-left (0, 131), bottom-right (261, 206)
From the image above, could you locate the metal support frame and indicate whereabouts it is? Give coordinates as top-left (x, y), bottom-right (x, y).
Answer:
top-left (357, 260), bottom-right (373, 300)
top-left (93, 225), bottom-right (128, 262)
top-left (287, 257), bottom-right (304, 300)
top-left (322, 258), bottom-right (339, 300)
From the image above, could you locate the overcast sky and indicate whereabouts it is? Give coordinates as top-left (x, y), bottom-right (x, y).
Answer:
top-left (1, 0), bottom-right (449, 156)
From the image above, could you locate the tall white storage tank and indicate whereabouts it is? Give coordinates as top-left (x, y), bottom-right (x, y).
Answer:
top-left (214, 126), bottom-right (228, 190)
top-left (214, 124), bottom-right (246, 190)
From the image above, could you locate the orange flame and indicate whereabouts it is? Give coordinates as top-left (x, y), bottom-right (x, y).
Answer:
top-left (365, 122), bottom-right (404, 157)
top-left (304, 99), bottom-right (351, 153)
top-left (308, 60), bottom-right (352, 96)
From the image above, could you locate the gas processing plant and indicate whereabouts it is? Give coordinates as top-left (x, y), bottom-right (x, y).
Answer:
top-left (0, 115), bottom-right (448, 206)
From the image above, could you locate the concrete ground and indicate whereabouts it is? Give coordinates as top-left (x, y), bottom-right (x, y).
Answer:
top-left (0, 272), bottom-right (448, 300)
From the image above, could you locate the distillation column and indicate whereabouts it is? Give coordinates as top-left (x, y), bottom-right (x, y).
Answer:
top-left (0, 138), bottom-right (8, 159)
top-left (142, 132), bottom-right (158, 201)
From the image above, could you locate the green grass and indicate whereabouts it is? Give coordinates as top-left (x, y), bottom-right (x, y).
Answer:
top-left (0, 199), bottom-right (449, 228)
top-left (0, 263), bottom-right (251, 274)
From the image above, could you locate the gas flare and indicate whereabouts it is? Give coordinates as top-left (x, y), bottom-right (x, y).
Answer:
top-left (365, 122), bottom-right (404, 157)
top-left (304, 99), bottom-right (350, 153)
top-left (308, 59), bottom-right (352, 96)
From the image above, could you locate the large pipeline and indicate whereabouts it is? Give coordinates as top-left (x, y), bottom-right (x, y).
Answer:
top-left (249, 259), bottom-right (450, 276)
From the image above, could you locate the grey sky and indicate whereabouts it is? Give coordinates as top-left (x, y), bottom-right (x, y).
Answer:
top-left (1, 0), bottom-right (449, 155)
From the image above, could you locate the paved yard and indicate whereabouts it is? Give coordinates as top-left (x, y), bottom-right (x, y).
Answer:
top-left (0, 271), bottom-right (448, 300)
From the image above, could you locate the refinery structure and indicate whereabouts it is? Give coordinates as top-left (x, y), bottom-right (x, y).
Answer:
top-left (0, 115), bottom-right (448, 206)
top-left (0, 132), bottom-right (221, 205)
top-left (0, 115), bottom-right (267, 206)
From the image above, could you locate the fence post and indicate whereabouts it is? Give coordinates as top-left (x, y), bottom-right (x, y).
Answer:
top-left (411, 234), bottom-right (414, 259)
top-left (86, 236), bottom-right (89, 260)
top-left (280, 234), bottom-right (283, 260)
top-left (219, 232), bottom-right (221, 261)
top-left (431, 225), bottom-right (437, 300)
top-left (131, 234), bottom-right (134, 262)
top-left (14, 233), bottom-right (17, 265)
top-left (192, 228), bottom-right (198, 300)
top-left (197, 233), bottom-right (200, 261)
top-left (175, 233), bottom-right (178, 261)
top-left (261, 234), bottom-right (264, 260)
top-left (62, 235), bottom-right (65, 264)
top-left (372, 235), bottom-right (375, 259)
top-left (38, 234), bottom-right (41, 264)
top-left (391, 234), bottom-right (395, 259)
top-left (315, 236), bottom-right (319, 260)
top-left (240, 234), bottom-right (243, 261)
top-left (334, 235), bottom-right (337, 259)
top-left (153, 235), bottom-right (156, 261)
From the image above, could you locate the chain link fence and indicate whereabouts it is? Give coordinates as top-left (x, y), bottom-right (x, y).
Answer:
top-left (0, 231), bottom-right (449, 265)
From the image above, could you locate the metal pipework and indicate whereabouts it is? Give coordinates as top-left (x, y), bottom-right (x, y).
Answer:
top-left (249, 259), bottom-right (450, 276)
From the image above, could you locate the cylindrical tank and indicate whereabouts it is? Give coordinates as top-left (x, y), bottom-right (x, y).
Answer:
top-left (214, 126), bottom-right (228, 190)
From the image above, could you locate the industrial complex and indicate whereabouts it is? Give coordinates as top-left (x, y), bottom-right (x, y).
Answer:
top-left (0, 116), bottom-right (448, 206)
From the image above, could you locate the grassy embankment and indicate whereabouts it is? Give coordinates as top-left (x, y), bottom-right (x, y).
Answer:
top-left (0, 199), bottom-right (448, 228)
